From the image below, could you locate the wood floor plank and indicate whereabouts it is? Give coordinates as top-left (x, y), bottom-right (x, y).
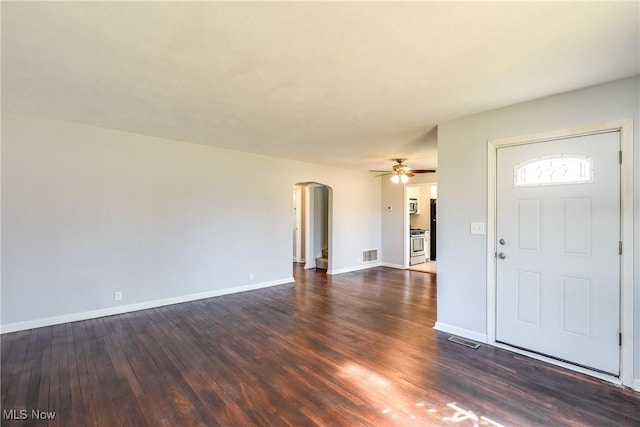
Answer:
top-left (46, 324), bottom-right (64, 427)
top-left (101, 331), bottom-right (153, 426)
top-left (33, 327), bottom-right (53, 421)
top-left (2, 265), bottom-right (639, 426)
top-left (131, 310), bottom-right (222, 426)
top-left (1, 331), bottom-right (23, 407)
top-left (115, 317), bottom-right (184, 426)
top-left (151, 311), bottom-right (253, 425)
top-left (52, 324), bottom-right (73, 426)
top-left (72, 321), bottom-right (99, 427)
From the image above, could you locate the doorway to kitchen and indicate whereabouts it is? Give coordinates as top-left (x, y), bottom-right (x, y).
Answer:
top-left (406, 183), bottom-right (438, 274)
top-left (293, 182), bottom-right (332, 271)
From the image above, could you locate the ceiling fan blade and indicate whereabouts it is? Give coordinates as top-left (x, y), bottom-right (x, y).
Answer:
top-left (411, 169), bottom-right (437, 173)
top-left (374, 173), bottom-right (392, 177)
top-left (405, 172), bottom-right (415, 177)
top-left (369, 170), bottom-right (392, 173)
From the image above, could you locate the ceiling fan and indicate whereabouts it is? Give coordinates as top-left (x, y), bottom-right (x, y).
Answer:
top-left (369, 158), bottom-right (436, 184)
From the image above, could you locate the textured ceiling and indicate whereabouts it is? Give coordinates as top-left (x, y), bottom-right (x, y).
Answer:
top-left (2, 2), bottom-right (639, 171)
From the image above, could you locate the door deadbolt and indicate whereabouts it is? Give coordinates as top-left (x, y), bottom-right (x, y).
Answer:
top-left (499, 238), bottom-right (506, 245)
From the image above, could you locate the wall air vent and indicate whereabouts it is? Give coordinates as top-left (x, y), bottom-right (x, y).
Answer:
top-left (362, 249), bottom-right (378, 263)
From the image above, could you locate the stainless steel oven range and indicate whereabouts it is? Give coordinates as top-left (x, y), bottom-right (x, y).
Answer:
top-left (410, 229), bottom-right (426, 265)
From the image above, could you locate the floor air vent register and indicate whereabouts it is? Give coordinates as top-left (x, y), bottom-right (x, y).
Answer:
top-left (448, 336), bottom-right (481, 350)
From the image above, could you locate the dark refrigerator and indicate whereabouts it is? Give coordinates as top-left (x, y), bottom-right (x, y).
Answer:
top-left (430, 199), bottom-right (437, 260)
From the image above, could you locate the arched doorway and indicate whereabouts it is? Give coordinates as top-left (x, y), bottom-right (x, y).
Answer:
top-left (293, 182), bottom-right (332, 271)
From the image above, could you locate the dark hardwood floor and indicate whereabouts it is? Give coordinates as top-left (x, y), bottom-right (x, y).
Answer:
top-left (2, 265), bottom-right (639, 426)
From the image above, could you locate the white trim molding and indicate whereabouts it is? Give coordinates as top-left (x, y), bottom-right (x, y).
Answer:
top-left (634, 378), bottom-right (640, 392)
top-left (486, 118), bottom-right (635, 388)
top-left (434, 322), bottom-right (489, 344)
top-left (1, 277), bottom-right (294, 334)
top-left (381, 262), bottom-right (406, 269)
top-left (327, 262), bottom-right (382, 275)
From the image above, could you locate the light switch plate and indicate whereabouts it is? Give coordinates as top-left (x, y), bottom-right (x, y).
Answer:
top-left (470, 222), bottom-right (485, 235)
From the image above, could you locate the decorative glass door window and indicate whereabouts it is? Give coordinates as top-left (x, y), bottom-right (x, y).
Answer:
top-left (514, 154), bottom-right (593, 187)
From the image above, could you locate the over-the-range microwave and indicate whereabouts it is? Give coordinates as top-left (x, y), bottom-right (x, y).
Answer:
top-left (409, 198), bottom-right (418, 214)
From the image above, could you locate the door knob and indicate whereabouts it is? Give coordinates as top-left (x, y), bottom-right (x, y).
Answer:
top-left (499, 238), bottom-right (506, 245)
top-left (498, 252), bottom-right (506, 259)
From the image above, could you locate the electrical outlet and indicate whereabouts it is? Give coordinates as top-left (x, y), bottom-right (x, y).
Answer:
top-left (114, 291), bottom-right (122, 301)
top-left (249, 273), bottom-right (254, 281)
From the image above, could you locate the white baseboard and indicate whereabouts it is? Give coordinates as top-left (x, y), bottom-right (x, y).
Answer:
top-left (633, 378), bottom-right (640, 392)
top-left (1, 277), bottom-right (294, 334)
top-left (327, 262), bottom-right (381, 275)
top-left (381, 262), bottom-right (406, 269)
top-left (434, 321), bottom-right (488, 344)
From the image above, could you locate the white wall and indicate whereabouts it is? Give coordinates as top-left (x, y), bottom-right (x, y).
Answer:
top-left (380, 177), bottom-right (406, 268)
top-left (1, 113), bottom-right (381, 331)
top-left (436, 76), bottom-right (639, 380)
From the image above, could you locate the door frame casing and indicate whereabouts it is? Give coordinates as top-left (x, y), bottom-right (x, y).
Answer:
top-left (293, 186), bottom-right (303, 263)
top-left (486, 119), bottom-right (634, 387)
top-left (298, 182), bottom-right (332, 271)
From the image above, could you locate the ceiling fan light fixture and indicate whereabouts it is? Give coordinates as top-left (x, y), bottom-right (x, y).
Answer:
top-left (372, 159), bottom-right (433, 184)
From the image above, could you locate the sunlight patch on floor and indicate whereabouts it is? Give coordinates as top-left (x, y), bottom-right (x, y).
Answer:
top-left (441, 403), bottom-right (505, 427)
top-left (340, 362), bottom-right (505, 426)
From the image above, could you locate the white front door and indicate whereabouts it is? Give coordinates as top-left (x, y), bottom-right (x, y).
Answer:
top-left (496, 131), bottom-right (620, 375)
